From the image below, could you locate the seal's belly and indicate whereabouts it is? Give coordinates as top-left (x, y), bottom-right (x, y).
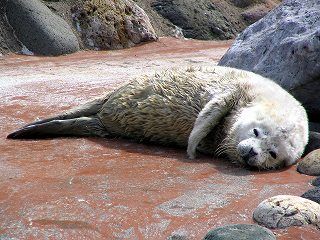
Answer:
top-left (98, 72), bottom-right (213, 146)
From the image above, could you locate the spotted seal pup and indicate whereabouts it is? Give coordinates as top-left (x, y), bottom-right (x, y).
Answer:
top-left (7, 66), bottom-right (309, 169)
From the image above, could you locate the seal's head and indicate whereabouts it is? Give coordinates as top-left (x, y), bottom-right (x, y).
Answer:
top-left (226, 102), bottom-right (308, 170)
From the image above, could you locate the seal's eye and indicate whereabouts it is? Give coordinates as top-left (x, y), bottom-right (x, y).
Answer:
top-left (269, 151), bottom-right (277, 159)
top-left (253, 128), bottom-right (259, 137)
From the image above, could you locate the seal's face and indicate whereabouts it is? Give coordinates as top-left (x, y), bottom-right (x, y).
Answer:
top-left (229, 105), bottom-right (308, 170)
top-left (236, 125), bottom-right (288, 169)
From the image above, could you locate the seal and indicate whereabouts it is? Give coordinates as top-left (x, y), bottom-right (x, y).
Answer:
top-left (7, 66), bottom-right (309, 169)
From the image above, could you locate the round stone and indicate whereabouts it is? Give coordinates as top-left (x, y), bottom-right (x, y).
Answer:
top-left (203, 224), bottom-right (276, 240)
top-left (253, 195), bottom-right (320, 229)
top-left (297, 149), bottom-right (320, 176)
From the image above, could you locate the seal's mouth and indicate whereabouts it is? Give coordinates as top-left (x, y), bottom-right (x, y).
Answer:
top-left (240, 157), bottom-right (285, 171)
top-left (231, 153), bottom-right (264, 170)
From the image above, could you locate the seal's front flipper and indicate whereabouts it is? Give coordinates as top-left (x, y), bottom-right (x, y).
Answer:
top-left (187, 89), bottom-right (244, 159)
top-left (187, 100), bottom-right (228, 159)
top-left (7, 117), bottom-right (108, 139)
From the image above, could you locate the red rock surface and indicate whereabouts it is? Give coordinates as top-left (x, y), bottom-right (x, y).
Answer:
top-left (0, 38), bottom-right (319, 239)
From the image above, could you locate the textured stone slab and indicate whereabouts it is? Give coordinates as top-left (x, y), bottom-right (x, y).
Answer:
top-left (253, 195), bottom-right (320, 229)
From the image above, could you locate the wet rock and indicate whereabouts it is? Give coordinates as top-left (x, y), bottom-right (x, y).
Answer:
top-left (134, 0), bottom-right (279, 39)
top-left (303, 131), bottom-right (320, 157)
top-left (297, 149), bottom-right (320, 176)
top-left (218, 0), bottom-right (320, 120)
top-left (311, 176), bottom-right (320, 187)
top-left (71, 0), bottom-right (157, 50)
top-left (203, 224), bottom-right (276, 240)
top-left (152, 0), bottom-right (243, 40)
top-left (301, 187), bottom-right (320, 204)
top-left (6, 0), bottom-right (79, 56)
top-left (253, 195), bottom-right (320, 229)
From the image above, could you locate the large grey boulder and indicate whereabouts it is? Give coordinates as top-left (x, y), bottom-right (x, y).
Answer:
top-left (219, 0), bottom-right (320, 120)
top-left (6, 0), bottom-right (79, 56)
top-left (71, 0), bottom-right (158, 50)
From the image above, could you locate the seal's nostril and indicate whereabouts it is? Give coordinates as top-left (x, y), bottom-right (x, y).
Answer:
top-left (248, 147), bottom-right (257, 157)
top-left (242, 147), bottom-right (258, 164)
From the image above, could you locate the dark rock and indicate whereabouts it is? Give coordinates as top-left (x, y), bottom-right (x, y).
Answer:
top-left (303, 131), bottom-right (320, 157)
top-left (71, 0), bottom-right (157, 50)
top-left (301, 187), bottom-right (320, 204)
top-left (218, 0), bottom-right (320, 120)
top-left (6, 0), bottom-right (79, 56)
top-left (311, 177), bottom-right (320, 187)
top-left (241, 5), bottom-right (273, 25)
top-left (203, 224), bottom-right (276, 240)
top-left (297, 149), bottom-right (320, 176)
top-left (231, 0), bottom-right (257, 8)
top-left (310, 122), bottom-right (320, 132)
top-left (168, 234), bottom-right (188, 240)
top-left (134, 0), bottom-right (279, 40)
top-left (311, 176), bottom-right (320, 187)
top-left (0, 0), bottom-right (22, 54)
top-left (152, 0), bottom-right (245, 40)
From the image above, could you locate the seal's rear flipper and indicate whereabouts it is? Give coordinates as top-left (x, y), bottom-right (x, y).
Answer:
top-left (21, 97), bottom-right (108, 129)
top-left (7, 117), bottom-right (108, 139)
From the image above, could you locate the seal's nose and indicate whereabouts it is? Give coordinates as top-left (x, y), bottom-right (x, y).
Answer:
top-left (243, 147), bottom-right (258, 164)
top-left (248, 147), bottom-right (257, 157)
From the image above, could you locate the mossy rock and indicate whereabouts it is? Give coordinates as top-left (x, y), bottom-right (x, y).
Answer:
top-left (71, 0), bottom-right (157, 50)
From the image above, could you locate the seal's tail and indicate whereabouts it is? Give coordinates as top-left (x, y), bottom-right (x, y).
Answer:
top-left (7, 97), bottom-right (109, 139)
